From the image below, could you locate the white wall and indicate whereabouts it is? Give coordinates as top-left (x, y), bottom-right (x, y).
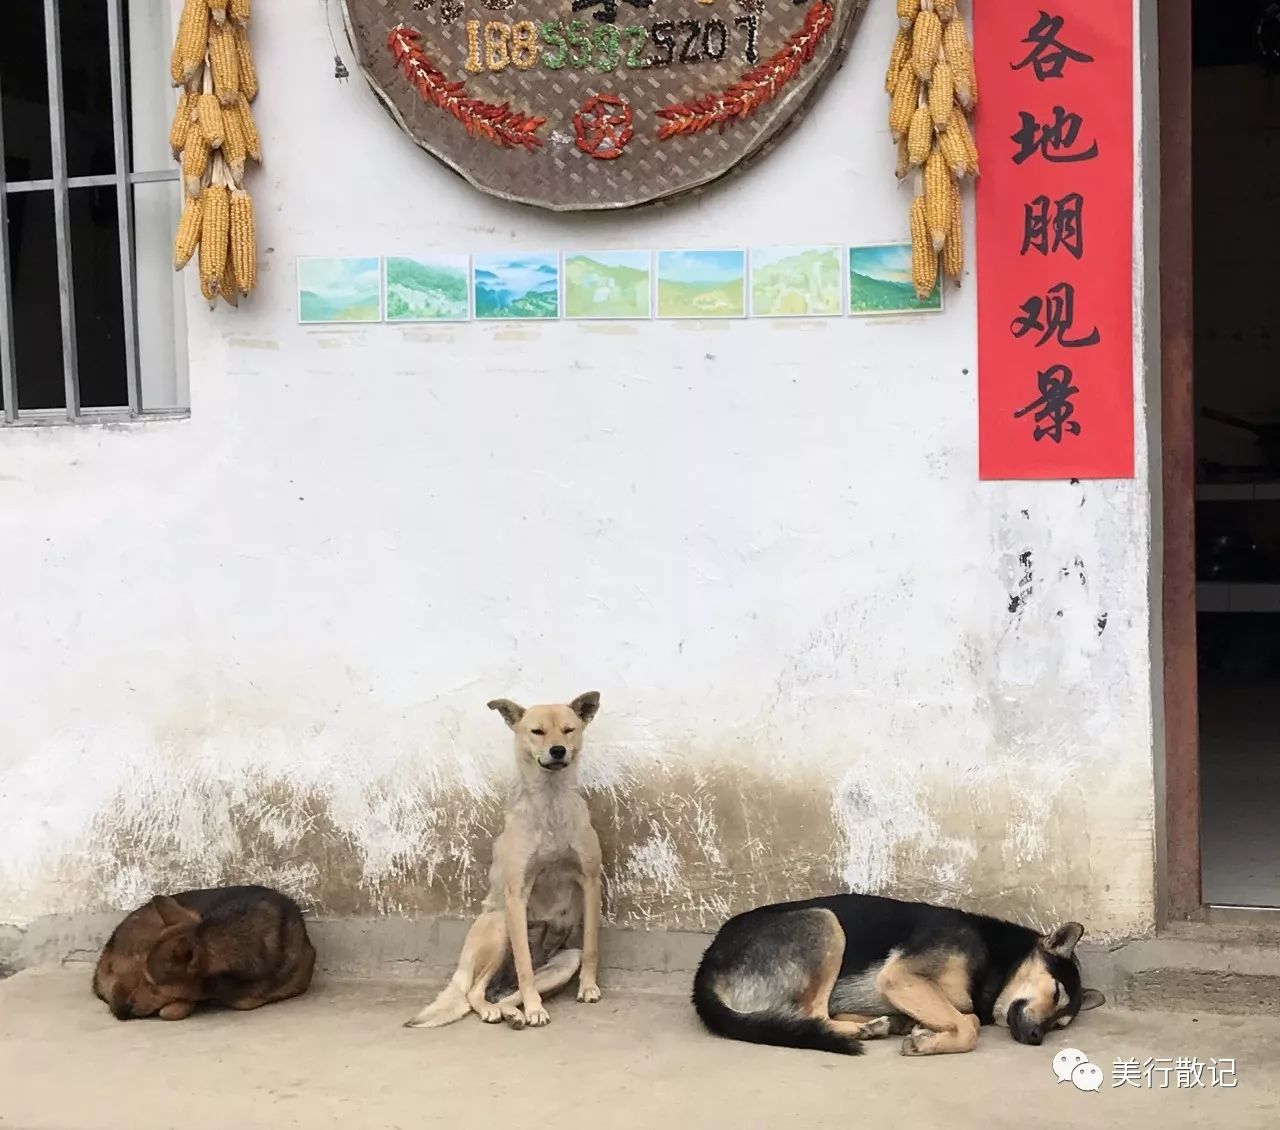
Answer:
top-left (0, 1), bottom-right (1157, 938)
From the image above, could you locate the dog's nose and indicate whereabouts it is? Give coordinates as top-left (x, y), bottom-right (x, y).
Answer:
top-left (111, 1004), bottom-right (135, 1021)
top-left (548, 745), bottom-right (567, 761)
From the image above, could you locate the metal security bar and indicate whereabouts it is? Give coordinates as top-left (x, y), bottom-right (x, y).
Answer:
top-left (0, 94), bottom-right (17, 423)
top-left (45, 0), bottom-right (81, 420)
top-left (0, 0), bottom-right (182, 425)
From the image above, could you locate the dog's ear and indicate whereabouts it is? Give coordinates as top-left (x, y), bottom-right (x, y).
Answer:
top-left (1042, 922), bottom-right (1084, 958)
top-left (1080, 988), bottom-right (1106, 1011)
top-left (570, 691), bottom-right (600, 725)
top-left (487, 699), bottom-right (525, 728)
top-left (145, 927), bottom-right (201, 985)
top-left (150, 895), bottom-right (199, 929)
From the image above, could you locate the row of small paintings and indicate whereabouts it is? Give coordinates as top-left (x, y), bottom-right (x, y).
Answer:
top-left (296, 246), bottom-right (944, 325)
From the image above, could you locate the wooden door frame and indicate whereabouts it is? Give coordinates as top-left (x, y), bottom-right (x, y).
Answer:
top-left (1158, 0), bottom-right (1201, 923)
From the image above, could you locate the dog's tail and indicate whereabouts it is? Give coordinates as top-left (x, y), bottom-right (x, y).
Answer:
top-left (404, 971), bottom-right (472, 1029)
top-left (691, 963), bottom-right (863, 1056)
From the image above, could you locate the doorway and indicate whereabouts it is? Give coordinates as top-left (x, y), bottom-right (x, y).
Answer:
top-left (1166, 0), bottom-right (1280, 916)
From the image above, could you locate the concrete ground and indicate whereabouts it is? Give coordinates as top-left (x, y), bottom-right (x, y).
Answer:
top-left (2, 968), bottom-right (1278, 1130)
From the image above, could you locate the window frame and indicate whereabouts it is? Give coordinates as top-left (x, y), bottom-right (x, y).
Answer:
top-left (0, 0), bottom-right (186, 426)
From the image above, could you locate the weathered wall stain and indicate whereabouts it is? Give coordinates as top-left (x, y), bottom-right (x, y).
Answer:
top-left (71, 777), bottom-right (504, 921)
top-left (1008, 550), bottom-right (1035, 615)
top-left (592, 769), bottom-right (841, 926)
top-left (4, 475), bottom-right (1154, 941)
top-left (48, 756), bottom-right (1151, 938)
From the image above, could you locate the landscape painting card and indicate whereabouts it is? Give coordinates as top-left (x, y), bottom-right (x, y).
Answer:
top-left (847, 244), bottom-right (943, 315)
top-left (655, 250), bottom-right (746, 320)
top-left (473, 252), bottom-right (560, 321)
top-left (750, 246), bottom-right (843, 318)
top-left (297, 257), bottom-right (382, 324)
top-left (385, 254), bottom-right (470, 322)
top-left (563, 251), bottom-right (652, 320)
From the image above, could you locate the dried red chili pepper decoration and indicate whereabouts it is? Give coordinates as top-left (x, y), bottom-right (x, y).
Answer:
top-left (656, 1), bottom-right (835, 140)
top-left (387, 24), bottom-right (546, 151)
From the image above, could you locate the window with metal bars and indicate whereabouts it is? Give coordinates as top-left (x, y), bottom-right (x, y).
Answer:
top-left (1, 0), bottom-right (189, 425)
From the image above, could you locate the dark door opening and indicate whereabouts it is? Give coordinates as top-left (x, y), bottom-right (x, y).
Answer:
top-left (1190, 0), bottom-right (1280, 909)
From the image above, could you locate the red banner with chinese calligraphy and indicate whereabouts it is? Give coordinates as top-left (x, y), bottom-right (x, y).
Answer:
top-left (974, 3), bottom-right (1134, 480)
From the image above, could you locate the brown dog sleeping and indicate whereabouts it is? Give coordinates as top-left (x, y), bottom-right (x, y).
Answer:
top-left (93, 885), bottom-right (315, 1020)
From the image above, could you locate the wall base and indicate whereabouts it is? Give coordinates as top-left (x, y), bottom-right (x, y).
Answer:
top-left (8, 914), bottom-right (1279, 1015)
top-left (0, 914), bottom-right (710, 995)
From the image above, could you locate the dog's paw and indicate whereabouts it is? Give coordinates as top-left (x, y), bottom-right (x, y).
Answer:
top-left (900, 1026), bottom-right (936, 1057)
top-left (858, 1016), bottom-right (893, 1039)
top-left (577, 983), bottom-right (601, 1004)
top-left (524, 1005), bottom-right (551, 1027)
top-left (476, 1002), bottom-right (504, 1024)
top-left (501, 1005), bottom-right (526, 1030)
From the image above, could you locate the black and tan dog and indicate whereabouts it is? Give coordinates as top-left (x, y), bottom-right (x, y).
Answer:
top-left (93, 885), bottom-right (315, 1021)
top-left (693, 893), bottom-right (1105, 1057)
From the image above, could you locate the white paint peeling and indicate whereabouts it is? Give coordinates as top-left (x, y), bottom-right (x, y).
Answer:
top-left (832, 768), bottom-right (935, 892)
top-left (830, 767), bottom-right (978, 895)
top-left (619, 828), bottom-right (683, 899)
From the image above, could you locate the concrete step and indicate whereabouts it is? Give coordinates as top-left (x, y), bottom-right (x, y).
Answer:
top-left (1099, 932), bottom-right (1280, 1015)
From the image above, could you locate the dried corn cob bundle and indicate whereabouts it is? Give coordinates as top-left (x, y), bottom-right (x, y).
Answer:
top-left (234, 94), bottom-right (262, 162)
top-left (907, 104), bottom-right (932, 167)
top-left (942, 177), bottom-right (964, 281)
top-left (929, 61), bottom-right (954, 130)
top-left (886, 0), bottom-right (979, 296)
top-left (221, 106), bottom-right (248, 184)
top-left (172, 193), bottom-right (204, 270)
top-left (885, 28), bottom-right (911, 94)
top-left (937, 122), bottom-right (969, 179)
top-left (229, 189), bottom-right (257, 294)
top-left (949, 105), bottom-right (980, 175)
top-left (910, 195), bottom-right (937, 300)
top-left (209, 22), bottom-right (240, 106)
top-left (169, 90), bottom-right (193, 155)
top-left (172, 0), bottom-right (210, 85)
top-left (233, 23), bottom-right (258, 101)
top-left (888, 65), bottom-right (919, 141)
top-left (943, 15), bottom-right (976, 109)
top-left (219, 248), bottom-right (240, 307)
top-left (924, 146), bottom-right (951, 251)
top-left (911, 10), bottom-right (942, 82)
top-left (895, 135), bottom-right (911, 181)
top-left (181, 128), bottom-right (210, 198)
top-left (198, 181), bottom-right (230, 292)
top-left (168, 0), bottom-right (261, 303)
top-left (197, 92), bottom-right (225, 149)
